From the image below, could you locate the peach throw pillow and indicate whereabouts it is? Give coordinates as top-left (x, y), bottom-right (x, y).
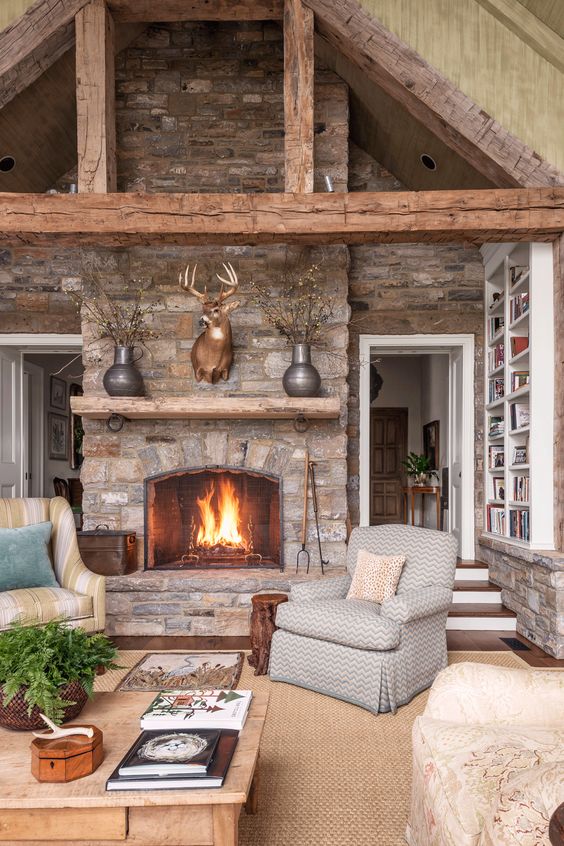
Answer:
top-left (346, 549), bottom-right (406, 603)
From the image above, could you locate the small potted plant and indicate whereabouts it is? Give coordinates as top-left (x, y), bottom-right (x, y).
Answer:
top-left (67, 270), bottom-right (160, 397)
top-left (402, 452), bottom-right (439, 487)
top-left (249, 254), bottom-right (335, 397)
top-left (0, 620), bottom-right (118, 731)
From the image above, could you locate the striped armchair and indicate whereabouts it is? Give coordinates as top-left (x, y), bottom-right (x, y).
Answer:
top-left (0, 497), bottom-right (105, 633)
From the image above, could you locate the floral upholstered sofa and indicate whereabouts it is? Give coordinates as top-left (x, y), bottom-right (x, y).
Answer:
top-left (406, 661), bottom-right (564, 846)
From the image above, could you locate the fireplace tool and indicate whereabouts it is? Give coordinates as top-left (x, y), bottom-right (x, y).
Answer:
top-left (296, 450), bottom-right (311, 573)
top-left (309, 460), bottom-right (328, 575)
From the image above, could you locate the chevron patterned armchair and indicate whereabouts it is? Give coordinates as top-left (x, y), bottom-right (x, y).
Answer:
top-left (0, 497), bottom-right (105, 633)
top-left (269, 524), bottom-right (458, 714)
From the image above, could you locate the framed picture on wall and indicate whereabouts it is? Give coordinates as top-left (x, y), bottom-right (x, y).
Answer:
top-left (48, 413), bottom-right (68, 461)
top-left (423, 420), bottom-right (440, 470)
top-left (50, 376), bottom-right (67, 411)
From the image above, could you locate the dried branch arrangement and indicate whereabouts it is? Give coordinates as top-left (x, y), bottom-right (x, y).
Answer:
top-left (68, 272), bottom-right (160, 348)
top-left (249, 257), bottom-right (335, 346)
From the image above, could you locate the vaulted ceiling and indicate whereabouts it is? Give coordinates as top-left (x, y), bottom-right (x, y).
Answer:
top-left (0, 0), bottom-right (561, 194)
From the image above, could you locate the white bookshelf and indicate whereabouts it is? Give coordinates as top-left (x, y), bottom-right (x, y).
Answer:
top-left (481, 243), bottom-right (555, 549)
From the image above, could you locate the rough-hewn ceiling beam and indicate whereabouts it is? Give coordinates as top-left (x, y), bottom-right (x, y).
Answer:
top-left (0, 189), bottom-right (561, 247)
top-left (76, 0), bottom-right (116, 192)
top-left (106, 0), bottom-right (283, 22)
top-left (304, 0), bottom-right (564, 189)
top-left (284, 0), bottom-right (314, 192)
top-left (0, 0), bottom-right (88, 110)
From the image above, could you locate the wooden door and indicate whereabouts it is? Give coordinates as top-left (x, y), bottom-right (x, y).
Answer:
top-left (370, 407), bottom-right (407, 525)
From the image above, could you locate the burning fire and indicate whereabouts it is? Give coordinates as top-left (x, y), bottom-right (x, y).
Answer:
top-left (196, 479), bottom-right (245, 549)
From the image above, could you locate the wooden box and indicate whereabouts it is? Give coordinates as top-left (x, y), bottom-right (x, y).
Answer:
top-left (31, 725), bottom-right (103, 783)
top-left (77, 530), bottom-right (137, 575)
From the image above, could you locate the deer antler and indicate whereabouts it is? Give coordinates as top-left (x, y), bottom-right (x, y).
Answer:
top-left (215, 262), bottom-right (239, 303)
top-left (179, 263), bottom-right (207, 302)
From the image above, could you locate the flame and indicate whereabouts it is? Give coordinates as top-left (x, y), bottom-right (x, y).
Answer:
top-left (196, 479), bottom-right (245, 549)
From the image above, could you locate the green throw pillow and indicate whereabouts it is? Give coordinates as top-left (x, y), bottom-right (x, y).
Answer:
top-left (0, 522), bottom-right (58, 591)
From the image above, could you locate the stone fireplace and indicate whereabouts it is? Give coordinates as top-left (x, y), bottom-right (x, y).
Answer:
top-left (145, 466), bottom-right (282, 570)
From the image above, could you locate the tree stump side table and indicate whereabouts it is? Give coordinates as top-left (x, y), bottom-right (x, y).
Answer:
top-left (247, 593), bottom-right (289, 676)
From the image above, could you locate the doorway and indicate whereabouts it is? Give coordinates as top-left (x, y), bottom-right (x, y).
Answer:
top-left (0, 334), bottom-right (82, 499)
top-left (359, 334), bottom-right (475, 558)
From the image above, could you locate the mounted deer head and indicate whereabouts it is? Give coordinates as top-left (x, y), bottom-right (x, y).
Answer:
top-left (180, 262), bottom-right (241, 384)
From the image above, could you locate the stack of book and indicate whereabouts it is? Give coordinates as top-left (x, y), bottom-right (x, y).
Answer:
top-left (510, 371), bottom-right (529, 392)
top-left (488, 315), bottom-right (504, 339)
top-left (510, 402), bottom-right (529, 431)
top-left (513, 476), bottom-right (529, 503)
top-left (488, 377), bottom-right (504, 403)
top-left (510, 508), bottom-right (529, 542)
top-left (509, 292), bottom-right (529, 322)
top-left (488, 343), bottom-right (504, 372)
top-left (488, 416), bottom-right (504, 438)
top-left (487, 504), bottom-right (505, 535)
top-left (510, 336), bottom-right (528, 358)
top-left (106, 689), bottom-right (253, 791)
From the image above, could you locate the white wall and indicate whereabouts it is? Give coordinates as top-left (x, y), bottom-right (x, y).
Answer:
top-left (370, 353), bottom-right (449, 528)
top-left (24, 353), bottom-right (83, 497)
top-left (371, 355), bottom-right (423, 454)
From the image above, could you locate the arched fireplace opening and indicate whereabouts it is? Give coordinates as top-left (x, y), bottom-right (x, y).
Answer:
top-left (144, 466), bottom-right (282, 570)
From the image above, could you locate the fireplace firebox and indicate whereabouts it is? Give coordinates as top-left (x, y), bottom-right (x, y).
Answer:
top-left (144, 466), bottom-right (282, 570)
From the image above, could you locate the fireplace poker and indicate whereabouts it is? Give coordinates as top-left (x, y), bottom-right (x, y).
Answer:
top-left (296, 450), bottom-right (311, 573)
top-left (308, 460), bottom-right (328, 575)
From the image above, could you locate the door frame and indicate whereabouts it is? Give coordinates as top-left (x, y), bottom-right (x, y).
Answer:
top-left (0, 334), bottom-right (82, 497)
top-left (359, 333), bottom-right (475, 559)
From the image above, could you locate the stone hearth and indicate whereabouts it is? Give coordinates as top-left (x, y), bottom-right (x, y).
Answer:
top-left (105, 567), bottom-right (346, 637)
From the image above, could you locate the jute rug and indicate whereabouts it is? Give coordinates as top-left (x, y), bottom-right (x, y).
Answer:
top-left (96, 650), bottom-right (529, 846)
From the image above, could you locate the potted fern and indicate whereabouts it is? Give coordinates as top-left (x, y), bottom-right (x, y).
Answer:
top-left (0, 620), bottom-right (118, 731)
top-left (402, 452), bottom-right (439, 487)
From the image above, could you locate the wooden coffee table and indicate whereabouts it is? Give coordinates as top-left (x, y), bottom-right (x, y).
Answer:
top-left (0, 690), bottom-right (268, 846)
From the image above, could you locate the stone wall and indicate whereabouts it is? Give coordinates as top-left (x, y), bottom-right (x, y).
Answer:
top-left (0, 247), bottom-right (80, 334)
top-left (116, 21), bottom-right (348, 193)
top-left (479, 536), bottom-right (564, 658)
top-left (75, 22), bottom-right (351, 592)
top-left (346, 145), bottom-right (485, 541)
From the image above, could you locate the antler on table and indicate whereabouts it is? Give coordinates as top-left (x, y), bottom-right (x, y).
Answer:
top-left (179, 263), bottom-right (208, 302)
top-left (216, 262), bottom-right (239, 302)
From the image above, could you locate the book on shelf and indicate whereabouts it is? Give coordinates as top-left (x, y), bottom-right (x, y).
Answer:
top-left (510, 508), bottom-right (529, 542)
top-left (487, 343), bottom-right (504, 372)
top-left (510, 292), bottom-right (529, 322)
top-left (510, 336), bottom-right (529, 357)
top-left (140, 689), bottom-right (253, 732)
top-left (487, 504), bottom-right (505, 534)
top-left (513, 476), bottom-right (529, 503)
top-left (510, 371), bottom-right (529, 392)
top-left (488, 416), bottom-right (504, 437)
top-left (488, 445), bottom-right (504, 469)
top-left (510, 265), bottom-right (529, 286)
top-left (488, 315), bottom-right (504, 339)
top-left (106, 729), bottom-right (239, 791)
top-left (488, 377), bottom-right (504, 403)
top-left (510, 402), bottom-right (529, 430)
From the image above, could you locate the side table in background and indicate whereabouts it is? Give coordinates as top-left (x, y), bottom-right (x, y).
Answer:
top-left (247, 593), bottom-right (289, 676)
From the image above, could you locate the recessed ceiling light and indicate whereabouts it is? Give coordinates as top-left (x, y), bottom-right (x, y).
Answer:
top-left (420, 153), bottom-right (437, 171)
top-left (0, 155), bottom-right (16, 173)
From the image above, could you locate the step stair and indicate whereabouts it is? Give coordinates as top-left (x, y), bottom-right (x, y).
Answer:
top-left (447, 561), bottom-right (516, 631)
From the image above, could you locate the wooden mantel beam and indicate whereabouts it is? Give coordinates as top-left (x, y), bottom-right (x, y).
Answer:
top-left (0, 189), bottom-right (561, 247)
top-left (284, 0), bottom-right (314, 192)
top-left (76, 0), bottom-right (117, 193)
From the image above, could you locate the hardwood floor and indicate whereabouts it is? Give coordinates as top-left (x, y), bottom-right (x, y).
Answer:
top-left (110, 632), bottom-right (564, 668)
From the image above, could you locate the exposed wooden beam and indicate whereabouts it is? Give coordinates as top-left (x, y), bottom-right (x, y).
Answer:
top-left (106, 0), bottom-right (283, 22)
top-left (76, 0), bottom-right (116, 192)
top-left (284, 0), bottom-right (314, 192)
top-left (0, 0), bottom-right (89, 109)
top-left (475, 0), bottom-right (564, 74)
top-left (304, 0), bottom-right (564, 189)
top-left (0, 189), bottom-right (561, 246)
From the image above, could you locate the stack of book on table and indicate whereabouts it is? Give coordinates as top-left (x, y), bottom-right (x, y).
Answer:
top-left (106, 689), bottom-right (252, 791)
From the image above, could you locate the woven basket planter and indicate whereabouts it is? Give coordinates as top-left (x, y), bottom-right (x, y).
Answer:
top-left (0, 681), bottom-right (89, 731)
